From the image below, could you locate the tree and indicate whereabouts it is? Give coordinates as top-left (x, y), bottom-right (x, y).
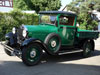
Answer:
top-left (67, 0), bottom-right (99, 30)
top-left (13, 0), bottom-right (61, 13)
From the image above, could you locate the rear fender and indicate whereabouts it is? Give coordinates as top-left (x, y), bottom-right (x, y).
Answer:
top-left (80, 39), bottom-right (95, 51)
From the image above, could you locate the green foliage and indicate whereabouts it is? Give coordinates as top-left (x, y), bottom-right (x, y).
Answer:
top-left (13, 0), bottom-right (61, 13)
top-left (67, 0), bottom-right (99, 30)
top-left (0, 9), bottom-right (39, 40)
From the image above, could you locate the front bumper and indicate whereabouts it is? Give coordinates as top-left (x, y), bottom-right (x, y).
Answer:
top-left (0, 42), bottom-right (22, 58)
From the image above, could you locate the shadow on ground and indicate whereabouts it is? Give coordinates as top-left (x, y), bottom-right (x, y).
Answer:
top-left (42, 49), bottom-right (100, 62)
top-left (0, 50), bottom-right (100, 75)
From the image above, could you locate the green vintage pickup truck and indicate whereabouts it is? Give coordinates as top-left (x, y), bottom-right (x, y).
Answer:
top-left (1, 11), bottom-right (99, 66)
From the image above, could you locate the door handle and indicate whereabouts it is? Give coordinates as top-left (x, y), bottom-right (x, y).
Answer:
top-left (60, 27), bottom-right (63, 28)
top-left (58, 27), bottom-right (64, 32)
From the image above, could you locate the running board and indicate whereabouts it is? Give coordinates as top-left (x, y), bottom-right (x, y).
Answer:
top-left (58, 50), bottom-right (83, 55)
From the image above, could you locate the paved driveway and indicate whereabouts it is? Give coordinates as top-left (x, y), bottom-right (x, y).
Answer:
top-left (0, 38), bottom-right (100, 75)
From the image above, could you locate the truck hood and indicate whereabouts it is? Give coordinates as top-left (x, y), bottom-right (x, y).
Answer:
top-left (24, 25), bottom-right (58, 37)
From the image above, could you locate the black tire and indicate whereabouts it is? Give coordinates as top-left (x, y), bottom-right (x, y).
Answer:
top-left (4, 41), bottom-right (12, 56)
top-left (44, 33), bottom-right (61, 55)
top-left (90, 40), bottom-right (95, 51)
top-left (82, 40), bottom-right (93, 57)
top-left (22, 43), bottom-right (43, 66)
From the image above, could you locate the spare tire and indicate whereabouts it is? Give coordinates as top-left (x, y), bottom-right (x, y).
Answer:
top-left (44, 33), bottom-right (61, 55)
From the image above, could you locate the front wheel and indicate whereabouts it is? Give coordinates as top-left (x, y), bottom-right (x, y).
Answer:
top-left (82, 40), bottom-right (93, 57)
top-left (22, 43), bottom-right (43, 66)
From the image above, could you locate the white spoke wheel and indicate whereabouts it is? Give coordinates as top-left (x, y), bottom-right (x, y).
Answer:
top-left (22, 43), bottom-right (43, 66)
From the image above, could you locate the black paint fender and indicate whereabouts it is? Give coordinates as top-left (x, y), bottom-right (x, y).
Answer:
top-left (22, 38), bottom-right (39, 46)
top-left (5, 32), bottom-right (17, 45)
top-left (21, 38), bottom-right (45, 48)
top-left (21, 38), bottom-right (50, 54)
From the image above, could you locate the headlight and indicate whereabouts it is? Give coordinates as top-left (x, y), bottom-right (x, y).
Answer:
top-left (12, 27), bottom-right (16, 34)
top-left (22, 29), bottom-right (27, 37)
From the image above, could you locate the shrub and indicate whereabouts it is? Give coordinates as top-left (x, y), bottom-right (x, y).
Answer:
top-left (0, 10), bottom-right (39, 40)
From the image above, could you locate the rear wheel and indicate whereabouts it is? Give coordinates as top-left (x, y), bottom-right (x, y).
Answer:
top-left (82, 40), bottom-right (93, 57)
top-left (22, 43), bottom-right (43, 66)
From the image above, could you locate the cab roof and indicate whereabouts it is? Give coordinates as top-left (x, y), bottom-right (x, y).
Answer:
top-left (39, 11), bottom-right (77, 16)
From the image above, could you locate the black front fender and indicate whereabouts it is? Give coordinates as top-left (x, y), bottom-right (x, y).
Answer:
top-left (21, 38), bottom-right (48, 51)
top-left (21, 38), bottom-right (55, 55)
top-left (21, 38), bottom-right (39, 46)
top-left (5, 32), bottom-right (17, 45)
top-left (21, 38), bottom-right (47, 49)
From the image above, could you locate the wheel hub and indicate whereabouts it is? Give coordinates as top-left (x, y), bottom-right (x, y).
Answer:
top-left (86, 48), bottom-right (90, 53)
top-left (30, 49), bottom-right (36, 58)
top-left (51, 40), bottom-right (56, 47)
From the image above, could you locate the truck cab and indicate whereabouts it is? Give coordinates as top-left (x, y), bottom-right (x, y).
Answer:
top-left (57, 13), bottom-right (76, 46)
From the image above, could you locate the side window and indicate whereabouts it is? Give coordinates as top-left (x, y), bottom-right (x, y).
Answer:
top-left (59, 16), bottom-right (68, 25)
top-left (59, 15), bottom-right (75, 26)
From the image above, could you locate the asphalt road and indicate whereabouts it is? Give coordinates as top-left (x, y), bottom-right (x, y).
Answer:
top-left (0, 38), bottom-right (100, 75)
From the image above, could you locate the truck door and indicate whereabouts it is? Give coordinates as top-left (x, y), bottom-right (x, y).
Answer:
top-left (58, 15), bottom-right (76, 46)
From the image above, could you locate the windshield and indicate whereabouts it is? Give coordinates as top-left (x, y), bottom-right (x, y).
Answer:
top-left (40, 14), bottom-right (57, 25)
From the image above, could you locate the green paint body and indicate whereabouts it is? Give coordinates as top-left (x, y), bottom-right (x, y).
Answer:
top-left (25, 13), bottom-right (99, 46)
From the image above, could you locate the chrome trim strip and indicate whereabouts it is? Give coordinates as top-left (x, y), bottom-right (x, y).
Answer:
top-left (58, 50), bottom-right (83, 55)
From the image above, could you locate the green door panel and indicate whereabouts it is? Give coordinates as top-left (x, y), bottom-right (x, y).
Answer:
top-left (58, 25), bottom-right (76, 46)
